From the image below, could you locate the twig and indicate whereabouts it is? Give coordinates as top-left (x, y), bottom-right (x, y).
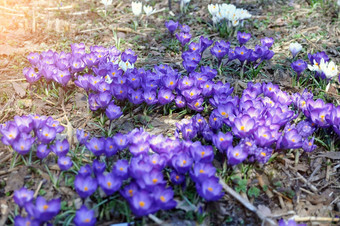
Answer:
top-left (308, 164), bottom-right (321, 182)
top-left (33, 180), bottom-right (44, 198)
top-left (293, 216), bottom-right (339, 223)
top-left (256, 173), bottom-right (274, 198)
top-left (0, 78), bottom-right (26, 83)
top-left (0, 5), bottom-right (18, 12)
top-left (33, 93), bottom-right (57, 106)
top-left (148, 214), bottom-right (164, 224)
top-left (0, 153), bottom-right (12, 164)
top-left (299, 187), bottom-right (314, 196)
top-left (0, 167), bottom-right (20, 176)
top-left (45, 5), bottom-right (73, 11)
top-left (288, 165), bottom-right (318, 193)
top-left (326, 159), bottom-right (331, 181)
top-left (220, 180), bottom-right (276, 225)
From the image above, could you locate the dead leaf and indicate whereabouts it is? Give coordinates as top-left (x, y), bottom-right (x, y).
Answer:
top-left (318, 152), bottom-right (340, 160)
top-left (12, 82), bottom-right (26, 98)
top-left (257, 205), bottom-right (272, 217)
top-left (175, 199), bottom-right (197, 212)
top-left (4, 167), bottom-right (26, 193)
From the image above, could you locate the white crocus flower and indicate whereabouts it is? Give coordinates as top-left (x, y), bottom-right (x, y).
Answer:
top-left (320, 60), bottom-right (338, 79)
top-left (131, 1), bottom-right (143, 17)
top-left (101, 0), bottom-right (113, 7)
top-left (119, 60), bottom-right (134, 72)
top-left (143, 5), bottom-right (154, 16)
top-left (289, 42), bottom-right (302, 58)
top-left (208, 4), bottom-right (219, 16)
top-left (308, 59), bottom-right (323, 73)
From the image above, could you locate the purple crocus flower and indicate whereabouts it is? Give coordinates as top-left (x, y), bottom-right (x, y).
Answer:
top-left (210, 41), bottom-right (228, 61)
top-left (171, 152), bottom-right (193, 174)
top-left (278, 219), bottom-right (306, 226)
top-left (212, 131), bottom-right (233, 152)
top-left (27, 52), bottom-right (40, 65)
top-left (23, 67), bottom-right (41, 84)
top-left (74, 74), bottom-right (91, 92)
top-left (237, 31), bottom-right (251, 45)
top-left (0, 122), bottom-right (19, 145)
top-left (83, 53), bottom-right (99, 68)
top-left (188, 42), bottom-right (201, 52)
top-left (187, 98), bottom-right (204, 112)
top-left (97, 173), bottom-right (122, 196)
top-left (106, 102), bottom-right (123, 120)
top-left (70, 57), bottom-right (86, 72)
top-left (170, 170), bottom-right (185, 185)
top-left (113, 133), bottom-right (129, 151)
top-left (196, 176), bottom-right (223, 201)
top-left (74, 205), bottom-right (96, 226)
top-left (74, 175), bottom-right (98, 199)
top-left (14, 115), bottom-right (33, 133)
top-left (78, 165), bottom-right (92, 177)
top-left (254, 126), bottom-right (276, 147)
top-left (182, 60), bottom-right (198, 73)
top-left (181, 123), bottom-right (197, 140)
top-left (190, 142), bottom-right (214, 163)
top-left (86, 137), bottom-right (105, 157)
top-left (76, 129), bottom-right (90, 145)
top-left (36, 144), bottom-right (51, 159)
top-left (129, 190), bottom-right (154, 217)
top-left (182, 51), bottom-right (202, 64)
top-left (138, 169), bottom-right (166, 190)
top-left (52, 139), bottom-right (69, 157)
top-left (165, 20), bottom-right (178, 34)
top-left (175, 95), bottom-right (186, 108)
top-left (121, 49), bottom-right (138, 64)
top-left (180, 24), bottom-right (190, 33)
top-left (176, 32), bottom-right (191, 46)
top-left (158, 88), bottom-right (175, 105)
top-left (45, 117), bottom-right (64, 133)
top-left (53, 69), bottom-right (71, 86)
top-left (227, 144), bottom-right (248, 166)
top-left (235, 46), bottom-right (251, 63)
top-left (113, 159), bottom-right (129, 180)
top-left (11, 134), bottom-right (35, 155)
top-left (291, 59), bottom-right (307, 78)
top-left (296, 120), bottom-right (315, 138)
top-left (199, 36), bottom-right (213, 53)
top-left (143, 89), bottom-right (158, 105)
top-left (128, 89), bottom-right (144, 105)
top-left (261, 37), bottom-right (274, 48)
top-left (153, 186), bottom-right (177, 210)
top-left (24, 197), bottom-right (61, 222)
top-left (233, 114), bottom-right (256, 138)
top-left (190, 163), bottom-right (216, 184)
top-left (13, 187), bottom-right (34, 208)
top-left (255, 147), bottom-right (272, 164)
top-left (104, 137), bottom-right (118, 157)
top-left (129, 142), bottom-right (150, 156)
top-left (276, 129), bottom-right (303, 150)
top-left (96, 91), bottom-right (112, 108)
top-left (14, 216), bottom-right (40, 226)
top-left (302, 137), bottom-right (317, 152)
top-left (92, 159), bottom-right (106, 176)
top-left (58, 156), bottom-right (73, 171)
top-left (120, 182), bottom-right (139, 200)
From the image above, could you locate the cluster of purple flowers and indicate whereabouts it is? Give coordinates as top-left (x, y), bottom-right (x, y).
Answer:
top-left (75, 128), bottom-right (223, 217)
top-left (0, 115), bottom-right (73, 170)
top-left (292, 90), bottom-right (340, 136)
top-left (175, 82), bottom-right (332, 166)
top-left (13, 187), bottom-right (61, 225)
top-left (210, 32), bottom-right (275, 67)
